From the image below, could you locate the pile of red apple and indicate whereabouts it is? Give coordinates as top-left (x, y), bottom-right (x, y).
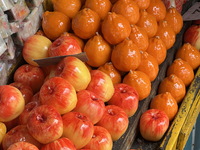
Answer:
top-left (0, 33), bottom-right (172, 150)
top-left (0, 34), bottom-right (138, 150)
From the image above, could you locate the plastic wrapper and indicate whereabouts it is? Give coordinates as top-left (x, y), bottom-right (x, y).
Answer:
top-left (4, 0), bottom-right (30, 22)
top-left (0, 60), bottom-right (8, 85)
top-left (25, 6), bottom-right (42, 34)
top-left (0, 0), bottom-right (14, 11)
top-left (25, 0), bottom-right (44, 8)
top-left (0, 35), bottom-right (7, 56)
top-left (9, 21), bottom-right (19, 33)
top-left (38, 2), bottom-right (44, 19)
top-left (0, 36), bottom-right (16, 60)
top-left (0, 7), bottom-right (4, 16)
top-left (161, 0), bottom-right (186, 13)
top-left (0, 14), bottom-right (12, 38)
top-left (11, 19), bottom-right (34, 45)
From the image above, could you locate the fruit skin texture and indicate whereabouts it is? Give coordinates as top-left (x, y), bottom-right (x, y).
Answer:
top-left (167, 58), bottom-right (194, 87)
top-left (48, 36), bottom-right (82, 57)
top-left (111, 38), bottom-right (141, 72)
top-left (150, 92), bottom-right (178, 121)
top-left (129, 24), bottom-right (149, 52)
top-left (14, 64), bottom-right (45, 94)
top-left (86, 70), bottom-right (114, 102)
top-left (0, 85), bottom-right (25, 122)
top-left (146, 36), bottom-right (167, 65)
top-left (0, 122), bottom-right (6, 145)
top-left (62, 111), bottom-right (94, 149)
top-left (136, 9), bottom-right (158, 38)
top-left (40, 137), bottom-right (76, 150)
top-left (101, 12), bottom-right (131, 45)
top-left (72, 90), bottom-right (105, 124)
top-left (155, 20), bottom-right (176, 50)
top-left (52, 0), bottom-right (81, 19)
top-left (7, 141), bottom-right (39, 150)
top-left (97, 62), bottom-right (122, 86)
top-left (61, 32), bottom-right (85, 50)
top-left (83, 32), bottom-right (112, 68)
top-left (40, 77), bottom-right (77, 115)
top-left (139, 109), bottom-right (169, 142)
top-left (184, 25), bottom-right (200, 51)
top-left (132, 0), bottom-right (150, 10)
top-left (49, 56), bottom-right (91, 92)
top-left (123, 70), bottom-right (151, 101)
top-left (164, 7), bottom-right (183, 34)
top-left (42, 11), bottom-right (71, 40)
top-left (158, 74), bottom-right (186, 104)
top-left (2, 125), bottom-right (42, 150)
top-left (9, 82), bottom-right (34, 105)
top-left (27, 105), bottom-right (63, 144)
top-left (111, 0), bottom-right (140, 25)
top-left (96, 105), bottom-right (129, 141)
top-left (107, 83), bottom-right (139, 118)
top-left (146, 0), bottom-right (166, 22)
top-left (22, 35), bottom-right (52, 67)
top-left (84, 0), bottom-right (112, 21)
top-left (82, 126), bottom-right (113, 150)
top-left (18, 100), bottom-right (41, 125)
top-left (72, 8), bottom-right (101, 40)
top-left (136, 51), bottom-right (159, 82)
top-left (175, 43), bottom-right (200, 70)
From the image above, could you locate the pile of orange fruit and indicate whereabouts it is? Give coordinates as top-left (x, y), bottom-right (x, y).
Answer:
top-left (38, 0), bottom-right (200, 143)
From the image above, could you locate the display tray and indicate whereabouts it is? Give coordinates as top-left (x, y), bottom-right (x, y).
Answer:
top-left (6, 0), bottom-right (199, 149)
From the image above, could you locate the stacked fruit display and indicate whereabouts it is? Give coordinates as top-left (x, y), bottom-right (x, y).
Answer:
top-left (0, 0), bottom-right (200, 149)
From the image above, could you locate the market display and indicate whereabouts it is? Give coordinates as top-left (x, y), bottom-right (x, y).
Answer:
top-left (0, 0), bottom-right (200, 150)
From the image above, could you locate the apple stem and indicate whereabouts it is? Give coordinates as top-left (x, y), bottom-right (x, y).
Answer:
top-left (152, 114), bottom-right (159, 120)
top-left (25, 65), bottom-right (30, 72)
top-left (108, 109), bottom-right (115, 116)
top-left (92, 97), bottom-right (99, 101)
top-left (122, 90), bottom-right (126, 93)
top-left (37, 115), bottom-right (46, 123)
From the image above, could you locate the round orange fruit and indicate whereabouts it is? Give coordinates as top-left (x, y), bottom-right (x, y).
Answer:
top-left (146, 0), bottom-right (166, 22)
top-left (83, 32), bottom-right (112, 67)
top-left (98, 62), bottom-right (122, 86)
top-left (84, 0), bottom-right (112, 21)
top-left (175, 43), bottom-right (200, 70)
top-left (111, 0), bottom-right (140, 25)
top-left (111, 38), bottom-right (141, 72)
top-left (155, 20), bottom-right (176, 50)
top-left (101, 12), bottom-right (131, 45)
top-left (164, 7), bottom-right (183, 34)
top-left (129, 24), bottom-right (149, 52)
top-left (146, 36), bottom-right (167, 65)
top-left (136, 9), bottom-right (158, 38)
top-left (132, 0), bottom-right (150, 10)
top-left (123, 70), bottom-right (151, 101)
top-left (167, 58), bottom-right (194, 87)
top-left (72, 8), bottom-right (101, 39)
top-left (42, 11), bottom-right (71, 40)
top-left (136, 51), bottom-right (159, 82)
top-left (52, 0), bottom-right (81, 19)
top-left (150, 92), bottom-right (178, 121)
top-left (158, 74), bottom-right (186, 104)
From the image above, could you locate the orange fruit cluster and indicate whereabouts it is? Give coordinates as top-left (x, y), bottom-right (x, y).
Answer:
top-left (150, 42), bottom-right (200, 122)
